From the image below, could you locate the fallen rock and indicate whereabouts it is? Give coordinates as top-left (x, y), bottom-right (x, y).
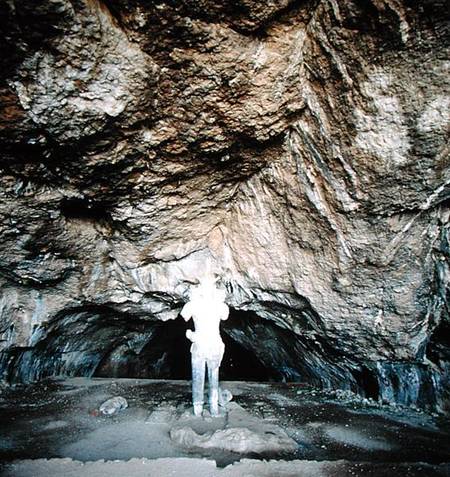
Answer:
top-left (99, 396), bottom-right (128, 416)
top-left (170, 426), bottom-right (297, 454)
top-left (170, 402), bottom-right (297, 454)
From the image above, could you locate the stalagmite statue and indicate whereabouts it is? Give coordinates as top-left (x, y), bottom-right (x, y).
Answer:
top-left (181, 277), bottom-right (229, 417)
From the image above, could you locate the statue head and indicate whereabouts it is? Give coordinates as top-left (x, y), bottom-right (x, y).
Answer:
top-left (190, 275), bottom-right (226, 303)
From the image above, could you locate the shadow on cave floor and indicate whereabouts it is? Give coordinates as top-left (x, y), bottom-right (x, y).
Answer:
top-left (0, 378), bottom-right (449, 477)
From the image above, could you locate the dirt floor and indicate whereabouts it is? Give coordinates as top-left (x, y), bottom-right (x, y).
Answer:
top-left (0, 378), bottom-right (449, 476)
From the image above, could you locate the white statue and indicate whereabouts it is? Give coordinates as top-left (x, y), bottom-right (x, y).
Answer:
top-left (181, 277), bottom-right (229, 417)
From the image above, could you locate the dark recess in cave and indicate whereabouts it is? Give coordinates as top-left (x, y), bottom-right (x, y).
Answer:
top-left (0, 306), bottom-right (280, 384)
top-left (428, 320), bottom-right (450, 361)
top-left (355, 366), bottom-right (380, 400)
top-left (60, 197), bottom-right (111, 221)
top-left (94, 312), bottom-right (275, 382)
top-left (0, 306), bottom-right (444, 411)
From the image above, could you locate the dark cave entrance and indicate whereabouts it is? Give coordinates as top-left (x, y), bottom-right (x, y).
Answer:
top-left (93, 318), bottom-right (193, 380)
top-left (1, 306), bottom-right (283, 384)
top-left (93, 310), bottom-right (274, 382)
top-left (1, 305), bottom-right (442, 410)
top-left (221, 332), bottom-right (274, 382)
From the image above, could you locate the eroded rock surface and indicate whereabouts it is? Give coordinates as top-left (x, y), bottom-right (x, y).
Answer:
top-left (0, 0), bottom-right (449, 410)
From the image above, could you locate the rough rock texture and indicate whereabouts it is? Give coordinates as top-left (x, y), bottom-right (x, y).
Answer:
top-left (0, 1), bottom-right (449, 410)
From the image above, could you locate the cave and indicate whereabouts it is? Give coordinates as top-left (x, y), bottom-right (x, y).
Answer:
top-left (0, 307), bottom-right (314, 383)
top-left (0, 0), bottom-right (449, 475)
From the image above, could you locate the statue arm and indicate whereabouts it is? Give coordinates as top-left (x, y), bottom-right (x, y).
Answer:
top-left (186, 329), bottom-right (197, 342)
top-left (180, 302), bottom-right (193, 322)
top-left (220, 303), bottom-right (229, 321)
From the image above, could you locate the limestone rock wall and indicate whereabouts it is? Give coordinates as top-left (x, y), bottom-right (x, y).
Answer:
top-left (0, 0), bottom-right (449, 410)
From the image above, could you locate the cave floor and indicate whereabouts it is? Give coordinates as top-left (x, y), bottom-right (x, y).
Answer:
top-left (0, 378), bottom-right (449, 477)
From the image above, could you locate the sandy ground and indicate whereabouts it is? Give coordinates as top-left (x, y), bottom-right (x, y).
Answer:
top-left (0, 378), bottom-right (449, 476)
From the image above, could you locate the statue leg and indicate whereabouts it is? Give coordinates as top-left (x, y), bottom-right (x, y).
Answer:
top-left (191, 353), bottom-right (205, 416)
top-left (207, 358), bottom-right (220, 417)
